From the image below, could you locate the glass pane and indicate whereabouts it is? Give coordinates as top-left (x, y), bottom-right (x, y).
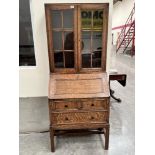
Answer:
top-left (52, 31), bottom-right (62, 50)
top-left (92, 32), bottom-right (102, 50)
top-left (65, 52), bottom-right (74, 68)
top-left (92, 51), bottom-right (101, 68)
top-left (64, 32), bottom-right (74, 50)
top-left (81, 10), bottom-right (92, 29)
top-left (54, 51), bottom-right (64, 68)
top-left (93, 10), bottom-right (103, 29)
top-left (92, 31), bottom-right (102, 68)
top-left (82, 53), bottom-right (91, 68)
top-left (63, 10), bottom-right (73, 28)
top-left (19, 46), bottom-right (36, 66)
top-left (19, 0), bottom-right (36, 66)
top-left (82, 31), bottom-right (91, 51)
top-left (51, 10), bottom-right (62, 28)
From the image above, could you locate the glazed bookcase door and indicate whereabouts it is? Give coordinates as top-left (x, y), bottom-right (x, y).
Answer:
top-left (78, 4), bottom-right (108, 73)
top-left (45, 4), bottom-right (108, 74)
top-left (45, 5), bottom-right (78, 73)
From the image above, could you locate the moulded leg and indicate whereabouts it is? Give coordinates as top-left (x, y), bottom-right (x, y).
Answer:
top-left (104, 127), bottom-right (109, 150)
top-left (50, 127), bottom-right (55, 152)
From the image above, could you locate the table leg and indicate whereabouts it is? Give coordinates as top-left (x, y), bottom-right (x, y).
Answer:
top-left (50, 127), bottom-right (55, 152)
top-left (110, 89), bottom-right (121, 102)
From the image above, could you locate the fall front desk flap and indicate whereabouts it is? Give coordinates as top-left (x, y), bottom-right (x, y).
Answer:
top-left (49, 73), bottom-right (110, 99)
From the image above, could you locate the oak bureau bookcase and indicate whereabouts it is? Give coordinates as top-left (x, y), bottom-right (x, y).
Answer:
top-left (45, 3), bottom-right (110, 152)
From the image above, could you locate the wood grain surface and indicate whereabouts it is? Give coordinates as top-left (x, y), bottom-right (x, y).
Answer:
top-left (49, 98), bottom-right (108, 111)
top-left (51, 111), bottom-right (108, 125)
top-left (49, 73), bottom-right (110, 99)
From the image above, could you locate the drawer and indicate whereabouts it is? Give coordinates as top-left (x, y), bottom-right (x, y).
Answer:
top-left (49, 100), bottom-right (78, 110)
top-left (81, 99), bottom-right (108, 110)
top-left (49, 99), bottom-right (109, 111)
top-left (51, 111), bottom-right (108, 125)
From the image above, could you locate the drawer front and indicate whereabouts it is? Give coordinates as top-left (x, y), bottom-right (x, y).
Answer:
top-left (49, 98), bottom-right (109, 111)
top-left (49, 100), bottom-right (78, 110)
top-left (51, 111), bottom-right (108, 125)
top-left (81, 99), bottom-right (108, 110)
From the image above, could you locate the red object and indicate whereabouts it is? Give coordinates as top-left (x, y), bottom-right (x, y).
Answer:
top-left (112, 23), bottom-right (132, 30)
top-left (116, 5), bottom-right (135, 56)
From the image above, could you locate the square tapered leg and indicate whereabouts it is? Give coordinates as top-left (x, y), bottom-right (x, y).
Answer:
top-left (50, 127), bottom-right (55, 152)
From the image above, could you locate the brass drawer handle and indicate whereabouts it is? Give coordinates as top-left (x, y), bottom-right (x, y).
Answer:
top-left (65, 117), bottom-right (69, 121)
top-left (64, 105), bottom-right (68, 108)
top-left (91, 103), bottom-right (94, 107)
top-left (91, 116), bottom-right (95, 120)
